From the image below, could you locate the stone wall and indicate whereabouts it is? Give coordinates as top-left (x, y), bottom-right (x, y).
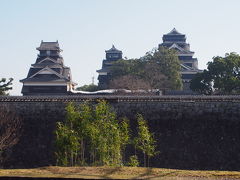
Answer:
top-left (1, 95), bottom-right (240, 170)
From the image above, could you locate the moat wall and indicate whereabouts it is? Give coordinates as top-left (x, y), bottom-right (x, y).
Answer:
top-left (0, 96), bottom-right (240, 170)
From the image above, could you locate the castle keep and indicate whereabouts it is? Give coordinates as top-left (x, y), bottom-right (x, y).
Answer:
top-left (159, 28), bottom-right (202, 89)
top-left (20, 41), bottom-right (76, 95)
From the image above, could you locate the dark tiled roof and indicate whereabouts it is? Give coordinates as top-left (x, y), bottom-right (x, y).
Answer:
top-left (20, 76), bottom-right (68, 83)
top-left (23, 66), bottom-right (69, 82)
top-left (26, 67), bottom-right (62, 78)
top-left (36, 57), bottom-right (63, 64)
top-left (169, 43), bottom-right (194, 54)
top-left (36, 56), bottom-right (59, 62)
top-left (36, 41), bottom-right (61, 51)
top-left (105, 45), bottom-right (122, 53)
top-left (166, 28), bottom-right (183, 35)
top-left (27, 68), bottom-right (41, 78)
top-left (32, 63), bottom-right (63, 68)
top-left (96, 67), bottom-right (110, 73)
top-left (51, 68), bottom-right (62, 74)
top-left (97, 68), bottom-right (109, 73)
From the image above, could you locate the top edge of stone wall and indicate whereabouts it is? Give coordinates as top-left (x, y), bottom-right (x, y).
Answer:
top-left (1, 95), bottom-right (240, 102)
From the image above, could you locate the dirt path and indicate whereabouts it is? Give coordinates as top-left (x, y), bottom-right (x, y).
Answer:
top-left (0, 166), bottom-right (240, 179)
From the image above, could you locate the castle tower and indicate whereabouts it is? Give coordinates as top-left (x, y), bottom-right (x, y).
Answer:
top-left (97, 45), bottom-right (122, 89)
top-left (159, 28), bottom-right (202, 90)
top-left (20, 41), bottom-right (77, 95)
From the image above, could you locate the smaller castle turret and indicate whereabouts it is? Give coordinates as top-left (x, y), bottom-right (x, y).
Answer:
top-left (97, 45), bottom-right (122, 89)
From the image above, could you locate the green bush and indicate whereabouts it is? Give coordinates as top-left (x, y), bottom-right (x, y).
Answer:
top-left (128, 155), bottom-right (139, 167)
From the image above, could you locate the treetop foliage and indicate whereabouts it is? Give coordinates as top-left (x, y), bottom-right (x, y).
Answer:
top-left (190, 52), bottom-right (240, 94)
top-left (109, 47), bottom-right (182, 90)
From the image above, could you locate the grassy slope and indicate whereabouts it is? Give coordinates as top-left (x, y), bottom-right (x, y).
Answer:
top-left (0, 166), bottom-right (240, 179)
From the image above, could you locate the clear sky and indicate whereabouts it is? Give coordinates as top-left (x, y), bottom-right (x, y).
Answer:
top-left (1, 0), bottom-right (240, 95)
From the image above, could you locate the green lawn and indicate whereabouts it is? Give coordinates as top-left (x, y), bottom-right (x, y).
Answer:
top-left (0, 166), bottom-right (240, 179)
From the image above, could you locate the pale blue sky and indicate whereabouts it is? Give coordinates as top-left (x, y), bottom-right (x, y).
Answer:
top-left (1, 0), bottom-right (240, 95)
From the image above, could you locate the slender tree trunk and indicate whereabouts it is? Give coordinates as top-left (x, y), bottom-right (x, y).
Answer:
top-left (70, 122), bottom-right (73, 166)
top-left (81, 139), bottom-right (85, 165)
top-left (92, 149), bottom-right (96, 165)
top-left (65, 151), bottom-right (68, 166)
top-left (92, 150), bottom-right (94, 165)
top-left (83, 142), bottom-right (85, 164)
top-left (75, 150), bottom-right (78, 165)
top-left (80, 139), bottom-right (83, 164)
top-left (147, 156), bottom-right (150, 167)
top-left (143, 152), bottom-right (146, 167)
top-left (94, 149), bottom-right (96, 165)
top-left (122, 148), bottom-right (125, 165)
top-left (71, 151), bottom-right (73, 166)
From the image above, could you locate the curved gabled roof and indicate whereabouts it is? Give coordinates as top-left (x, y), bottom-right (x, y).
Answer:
top-left (36, 41), bottom-right (62, 51)
top-left (105, 45), bottom-right (122, 53)
top-left (169, 43), bottom-right (194, 54)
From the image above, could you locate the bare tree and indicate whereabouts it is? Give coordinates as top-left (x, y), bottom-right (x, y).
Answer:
top-left (109, 63), bottom-right (170, 93)
top-left (144, 62), bottom-right (170, 91)
top-left (109, 75), bottom-right (151, 92)
top-left (0, 106), bottom-right (22, 152)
